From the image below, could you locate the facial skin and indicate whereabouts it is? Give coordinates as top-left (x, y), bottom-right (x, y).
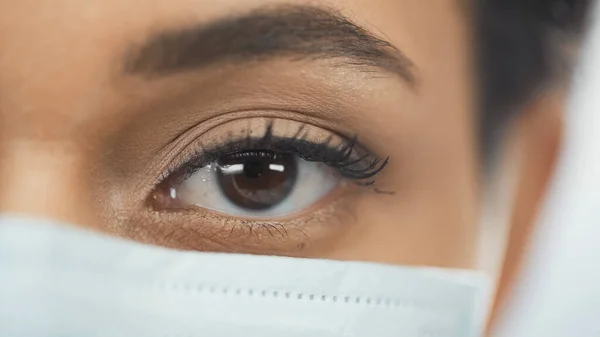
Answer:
top-left (0, 0), bottom-right (480, 268)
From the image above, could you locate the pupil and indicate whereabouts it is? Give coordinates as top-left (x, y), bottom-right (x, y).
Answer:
top-left (216, 151), bottom-right (297, 210)
top-left (243, 161), bottom-right (263, 179)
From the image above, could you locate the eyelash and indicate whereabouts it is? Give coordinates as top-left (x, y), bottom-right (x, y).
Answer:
top-left (162, 122), bottom-right (388, 186)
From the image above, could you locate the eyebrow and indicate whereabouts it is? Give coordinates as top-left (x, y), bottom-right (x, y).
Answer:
top-left (124, 5), bottom-right (415, 84)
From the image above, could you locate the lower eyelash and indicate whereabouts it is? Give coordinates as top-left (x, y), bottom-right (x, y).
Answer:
top-left (177, 122), bottom-right (388, 184)
top-left (133, 193), bottom-right (358, 255)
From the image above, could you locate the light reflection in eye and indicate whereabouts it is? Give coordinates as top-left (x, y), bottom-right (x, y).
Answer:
top-left (269, 164), bottom-right (285, 172)
top-left (219, 164), bottom-right (244, 175)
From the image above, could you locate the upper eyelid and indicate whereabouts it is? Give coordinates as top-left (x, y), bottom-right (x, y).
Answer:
top-left (193, 120), bottom-right (378, 163)
top-left (173, 132), bottom-right (387, 184)
top-left (144, 116), bottom-right (382, 192)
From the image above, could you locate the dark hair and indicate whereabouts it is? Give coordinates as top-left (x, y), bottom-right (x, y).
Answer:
top-left (477, 0), bottom-right (591, 159)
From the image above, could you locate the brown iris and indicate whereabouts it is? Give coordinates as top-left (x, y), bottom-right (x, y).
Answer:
top-left (216, 150), bottom-right (298, 210)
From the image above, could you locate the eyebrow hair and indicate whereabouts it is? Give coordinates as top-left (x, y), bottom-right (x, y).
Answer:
top-left (124, 5), bottom-right (415, 84)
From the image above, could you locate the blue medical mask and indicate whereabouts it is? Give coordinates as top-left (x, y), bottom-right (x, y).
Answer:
top-left (0, 216), bottom-right (492, 337)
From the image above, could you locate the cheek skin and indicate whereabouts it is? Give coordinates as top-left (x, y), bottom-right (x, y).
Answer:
top-left (0, 141), bottom-right (97, 226)
top-left (317, 188), bottom-right (476, 268)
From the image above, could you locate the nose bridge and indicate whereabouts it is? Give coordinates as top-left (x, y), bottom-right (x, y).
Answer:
top-left (0, 140), bottom-right (94, 225)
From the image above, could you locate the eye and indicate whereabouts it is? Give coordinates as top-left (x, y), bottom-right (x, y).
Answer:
top-left (160, 150), bottom-right (339, 217)
top-left (150, 119), bottom-right (388, 223)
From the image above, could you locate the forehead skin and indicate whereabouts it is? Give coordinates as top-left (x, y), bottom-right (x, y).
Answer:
top-left (0, 0), bottom-right (478, 268)
top-left (0, 0), bottom-right (471, 134)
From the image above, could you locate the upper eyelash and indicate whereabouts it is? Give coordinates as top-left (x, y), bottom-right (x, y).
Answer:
top-left (167, 122), bottom-right (388, 185)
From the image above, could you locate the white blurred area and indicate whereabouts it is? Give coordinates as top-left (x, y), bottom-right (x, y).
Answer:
top-left (493, 1), bottom-right (600, 336)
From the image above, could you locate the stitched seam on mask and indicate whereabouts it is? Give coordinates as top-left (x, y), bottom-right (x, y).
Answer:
top-left (156, 282), bottom-right (464, 312)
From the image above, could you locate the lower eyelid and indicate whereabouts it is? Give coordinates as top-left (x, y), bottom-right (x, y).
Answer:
top-left (124, 186), bottom-right (361, 255)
